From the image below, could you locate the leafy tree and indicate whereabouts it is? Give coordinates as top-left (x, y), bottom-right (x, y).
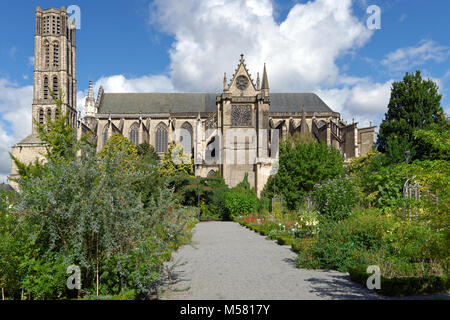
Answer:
top-left (15, 142), bottom-right (190, 299)
top-left (159, 142), bottom-right (194, 177)
top-left (166, 171), bottom-right (230, 220)
top-left (133, 145), bottom-right (164, 207)
top-left (413, 121), bottom-right (450, 161)
top-left (262, 140), bottom-right (345, 210)
top-left (137, 143), bottom-right (160, 162)
top-left (9, 156), bottom-right (45, 181)
top-left (384, 134), bottom-right (416, 165)
top-left (377, 70), bottom-right (445, 155)
top-left (99, 134), bottom-right (138, 171)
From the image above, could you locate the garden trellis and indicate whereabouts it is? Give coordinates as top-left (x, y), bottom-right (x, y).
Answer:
top-left (403, 178), bottom-right (420, 219)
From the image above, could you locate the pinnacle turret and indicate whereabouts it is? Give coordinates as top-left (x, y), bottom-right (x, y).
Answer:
top-left (261, 63), bottom-right (269, 95)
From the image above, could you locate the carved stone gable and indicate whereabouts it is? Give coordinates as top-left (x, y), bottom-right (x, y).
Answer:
top-left (228, 54), bottom-right (257, 96)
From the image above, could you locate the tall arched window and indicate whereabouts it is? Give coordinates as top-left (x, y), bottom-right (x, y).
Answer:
top-left (52, 76), bottom-right (59, 98)
top-left (156, 123), bottom-right (168, 153)
top-left (129, 123), bottom-right (140, 146)
top-left (43, 16), bottom-right (50, 34)
top-left (43, 77), bottom-right (49, 99)
top-left (54, 108), bottom-right (59, 120)
top-left (39, 109), bottom-right (44, 124)
top-left (47, 108), bottom-right (52, 121)
top-left (56, 16), bottom-right (61, 34)
top-left (53, 42), bottom-right (59, 67)
top-left (44, 42), bottom-right (50, 67)
top-left (180, 122), bottom-right (193, 153)
top-left (102, 124), bottom-right (109, 148)
top-left (67, 46), bottom-right (70, 73)
top-left (52, 16), bottom-right (55, 34)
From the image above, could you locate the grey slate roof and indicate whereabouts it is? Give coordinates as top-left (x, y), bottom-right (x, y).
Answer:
top-left (98, 92), bottom-right (333, 114)
top-left (99, 93), bottom-right (217, 114)
top-left (17, 134), bottom-right (42, 145)
top-left (270, 93), bottom-right (332, 113)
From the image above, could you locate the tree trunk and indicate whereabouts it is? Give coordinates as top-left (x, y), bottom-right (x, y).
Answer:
top-left (1, 287), bottom-right (4, 300)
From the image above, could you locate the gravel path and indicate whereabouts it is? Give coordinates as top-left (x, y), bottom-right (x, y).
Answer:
top-left (159, 221), bottom-right (384, 300)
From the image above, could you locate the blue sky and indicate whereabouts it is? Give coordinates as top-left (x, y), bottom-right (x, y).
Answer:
top-left (0, 0), bottom-right (449, 181)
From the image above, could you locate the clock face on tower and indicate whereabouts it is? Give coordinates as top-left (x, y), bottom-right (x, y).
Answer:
top-left (236, 75), bottom-right (249, 90)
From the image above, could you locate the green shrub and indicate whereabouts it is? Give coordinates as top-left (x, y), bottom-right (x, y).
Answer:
top-left (224, 174), bottom-right (259, 220)
top-left (258, 197), bottom-right (271, 214)
top-left (276, 236), bottom-right (295, 246)
top-left (295, 209), bottom-right (393, 272)
top-left (348, 265), bottom-right (450, 296)
top-left (291, 238), bottom-right (314, 254)
top-left (20, 254), bottom-right (69, 300)
top-left (312, 176), bottom-right (358, 221)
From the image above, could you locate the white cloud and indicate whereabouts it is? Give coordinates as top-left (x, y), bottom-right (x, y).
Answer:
top-left (150, 0), bottom-right (372, 92)
top-left (93, 74), bottom-right (174, 93)
top-left (381, 39), bottom-right (450, 73)
top-left (317, 80), bottom-right (392, 127)
top-left (0, 79), bottom-right (33, 181)
top-left (77, 0), bottom-right (386, 130)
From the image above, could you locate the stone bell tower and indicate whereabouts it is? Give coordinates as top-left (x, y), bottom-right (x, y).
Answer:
top-left (9, 7), bottom-right (77, 190)
top-left (32, 6), bottom-right (77, 132)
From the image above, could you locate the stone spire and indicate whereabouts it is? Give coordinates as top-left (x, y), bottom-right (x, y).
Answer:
top-left (261, 63), bottom-right (269, 95)
top-left (87, 80), bottom-right (94, 99)
top-left (300, 105), bottom-right (309, 134)
top-left (223, 72), bottom-right (227, 91)
top-left (85, 80), bottom-right (96, 117)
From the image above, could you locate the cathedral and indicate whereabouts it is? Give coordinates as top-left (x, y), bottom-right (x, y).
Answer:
top-left (10, 7), bottom-right (376, 195)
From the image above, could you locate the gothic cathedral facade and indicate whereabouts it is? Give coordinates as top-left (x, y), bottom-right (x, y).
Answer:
top-left (10, 7), bottom-right (376, 195)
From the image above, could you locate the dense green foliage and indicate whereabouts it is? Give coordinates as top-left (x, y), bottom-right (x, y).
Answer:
top-left (137, 143), bottom-right (160, 162)
top-left (224, 173), bottom-right (259, 220)
top-left (166, 171), bottom-right (230, 220)
top-left (413, 122), bottom-right (450, 161)
top-left (159, 142), bottom-right (194, 177)
top-left (262, 139), bottom-right (344, 210)
top-left (312, 176), bottom-right (358, 221)
top-left (2, 96), bottom-right (196, 300)
top-left (377, 70), bottom-right (445, 157)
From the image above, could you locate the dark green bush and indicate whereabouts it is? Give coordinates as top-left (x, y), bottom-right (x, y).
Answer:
top-left (224, 174), bottom-right (259, 220)
top-left (262, 141), bottom-right (344, 210)
top-left (167, 172), bottom-right (230, 220)
top-left (295, 209), bottom-right (393, 272)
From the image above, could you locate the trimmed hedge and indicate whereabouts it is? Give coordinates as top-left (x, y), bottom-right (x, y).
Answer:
top-left (237, 220), bottom-right (298, 246)
top-left (276, 236), bottom-right (295, 246)
top-left (291, 238), bottom-right (313, 253)
top-left (348, 265), bottom-right (450, 297)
